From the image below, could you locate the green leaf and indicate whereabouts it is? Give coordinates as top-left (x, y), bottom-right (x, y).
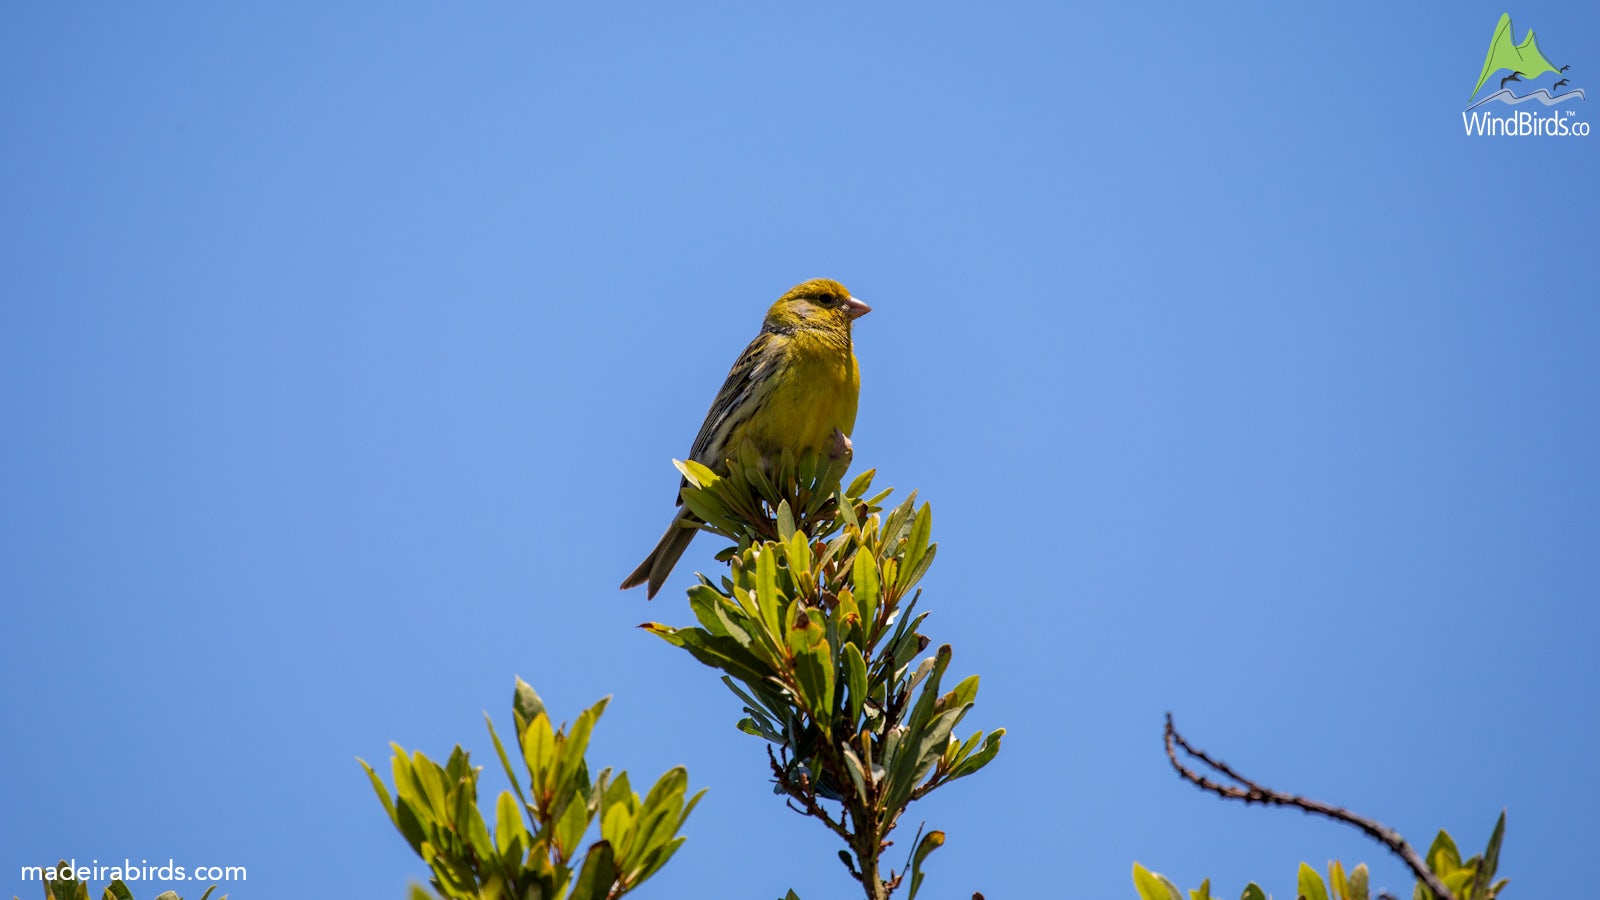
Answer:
top-left (484, 713), bottom-right (529, 810)
top-left (881, 494), bottom-right (916, 551)
top-left (1347, 864), bottom-right (1370, 900)
top-left (598, 770), bottom-right (637, 852)
top-left (736, 716), bottom-right (781, 741)
top-left (521, 711), bottom-right (556, 803)
top-left (679, 786), bottom-right (707, 830)
top-left (386, 749), bottom-right (425, 820)
top-left (554, 697), bottom-right (609, 803)
top-left (724, 573), bottom-right (789, 668)
top-left (459, 785), bottom-right (497, 866)
top-left (632, 766), bottom-right (689, 859)
top-left (754, 546), bottom-right (783, 636)
top-left (852, 546), bottom-right (880, 632)
top-left (898, 543), bottom-right (937, 596)
top-left (409, 750), bottom-right (450, 822)
top-left (943, 673), bottom-right (980, 711)
top-left (444, 743), bottom-right (472, 786)
top-left (672, 458), bottom-right (718, 488)
top-left (1298, 862), bottom-right (1330, 900)
top-left (945, 728), bottom-right (1005, 781)
top-left (358, 757), bottom-right (398, 824)
top-left (1328, 861), bottom-right (1348, 900)
top-left (385, 754), bottom-right (432, 853)
top-left (776, 500), bottom-right (796, 541)
top-left (906, 828), bottom-right (943, 900)
top-left (880, 556), bottom-right (899, 593)
top-left (903, 645), bottom-right (952, 736)
top-left (721, 675), bottom-right (784, 726)
top-left (646, 622), bottom-right (778, 685)
top-left (601, 797), bottom-right (637, 863)
top-left (1442, 869), bottom-right (1476, 896)
top-left (1472, 810), bottom-right (1506, 900)
top-left (844, 468), bottom-right (876, 499)
top-left (1240, 885), bottom-right (1267, 900)
top-left (837, 492), bottom-right (860, 529)
top-left (688, 583), bottom-right (746, 643)
top-left (745, 446), bottom-right (780, 501)
top-left (495, 789), bottom-right (529, 861)
top-left (889, 707), bottom-right (963, 807)
top-left (862, 486), bottom-right (894, 510)
top-left (633, 834), bottom-right (690, 888)
top-left (880, 646), bottom-right (956, 809)
top-left (945, 728), bottom-right (981, 770)
top-left (393, 797), bottom-right (430, 856)
top-left (427, 838), bottom-right (479, 899)
top-left (843, 642), bottom-right (868, 725)
top-left (899, 504), bottom-right (932, 590)
top-left (1131, 863), bottom-right (1182, 900)
top-left (554, 787), bottom-right (593, 859)
top-left (840, 745), bottom-right (870, 804)
top-left (680, 487), bottom-right (733, 533)
top-left (816, 532), bottom-right (850, 572)
top-left (513, 677), bottom-right (547, 738)
top-left (788, 607), bottom-right (835, 726)
top-left (618, 785), bottom-right (703, 888)
top-left (1426, 830), bottom-right (1462, 875)
top-left (101, 882), bottom-right (133, 900)
top-left (1189, 878), bottom-right (1212, 900)
top-left (624, 777), bottom-right (702, 889)
top-left (784, 529), bottom-right (814, 589)
top-left (886, 611), bottom-right (931, 677)
top-left (568, 839), bottom-right (617, 900)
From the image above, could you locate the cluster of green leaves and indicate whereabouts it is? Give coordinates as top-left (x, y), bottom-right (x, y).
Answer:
top-left (1415, 814), bottom-right (1508, 900)
top-left (1134, 860), bottom-right (1372, 900)
top-left (1131, 812), bottom-right (1507, 900)
top-left (643, 446), bottom-right (1004, 900)
top-left (360, 679), bottom-right (703, 900)
top-left (672, 442), bottom-right (857, 545)
top-left (11, 867), bottom-right (219, 900)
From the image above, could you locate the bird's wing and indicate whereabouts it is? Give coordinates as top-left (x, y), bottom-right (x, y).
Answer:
top-left (687, 330), bottom-right (785, 466)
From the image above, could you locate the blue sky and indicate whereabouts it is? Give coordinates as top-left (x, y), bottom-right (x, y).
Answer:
top-left (3, 3), bottom-right (1597, 899)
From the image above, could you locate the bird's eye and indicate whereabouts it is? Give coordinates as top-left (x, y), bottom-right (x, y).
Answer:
top-left (817, 294), bottom-right (836, 306)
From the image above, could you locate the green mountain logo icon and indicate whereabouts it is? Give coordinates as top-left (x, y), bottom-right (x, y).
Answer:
top-left (1469, 13), bottom-right (1562, 100)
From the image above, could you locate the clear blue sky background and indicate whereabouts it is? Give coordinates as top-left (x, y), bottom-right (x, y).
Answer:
top-left (3, 4), bottom-right (1597, 899)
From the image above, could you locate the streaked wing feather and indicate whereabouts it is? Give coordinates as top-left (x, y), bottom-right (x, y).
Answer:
top-left (688, 330), bottom-right (783, 464)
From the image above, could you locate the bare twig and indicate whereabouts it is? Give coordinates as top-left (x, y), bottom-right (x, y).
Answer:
top-left (1163, 713), bottom-right (1455, 900)
top-left (768, 744), bottom-right (854, 844)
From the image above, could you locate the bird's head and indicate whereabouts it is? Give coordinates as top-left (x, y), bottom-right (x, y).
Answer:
top-left (763, 278), bottom-right (871, 333)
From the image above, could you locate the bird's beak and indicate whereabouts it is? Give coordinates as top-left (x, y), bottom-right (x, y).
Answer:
top-left (844, 296), bottom-right (872, 320)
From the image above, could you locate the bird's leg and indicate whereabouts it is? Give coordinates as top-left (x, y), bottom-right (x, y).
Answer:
top-left (829, 427), bottom-right (853, 461)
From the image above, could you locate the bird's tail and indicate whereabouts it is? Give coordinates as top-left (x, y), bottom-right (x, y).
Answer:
top-left (620, 509), bottom-right (699, 599)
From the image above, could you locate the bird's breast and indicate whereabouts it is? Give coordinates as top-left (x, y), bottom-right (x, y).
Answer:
top-left (746, 337), bottom-right (859, 456)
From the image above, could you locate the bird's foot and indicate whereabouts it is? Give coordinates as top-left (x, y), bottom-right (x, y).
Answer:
top-left (829, 428), bottom-right (853, 461)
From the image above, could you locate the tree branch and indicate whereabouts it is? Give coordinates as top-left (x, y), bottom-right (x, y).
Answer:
top-left (768, 745), bottom-right (854, 844)
top-left (1163, 713), bottom-right (1455, 900)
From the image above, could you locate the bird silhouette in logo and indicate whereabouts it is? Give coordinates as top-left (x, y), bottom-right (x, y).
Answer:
top-left (1559, 65), bottom-right (1571, 73)
top-left (1553, 78), bottom-right (1570, 91)
top-left (1500, 71), bottom-right (1526, 89)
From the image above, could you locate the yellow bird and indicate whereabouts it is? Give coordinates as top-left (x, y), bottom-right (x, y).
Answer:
top-left (622, 278), bottom-right (871, 598)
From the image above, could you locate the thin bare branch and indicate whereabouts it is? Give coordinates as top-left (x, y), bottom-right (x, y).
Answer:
top-left (768, 744), bottom-right (854, 844)
top-left (1163, 713), bottom-right (1456, 900)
